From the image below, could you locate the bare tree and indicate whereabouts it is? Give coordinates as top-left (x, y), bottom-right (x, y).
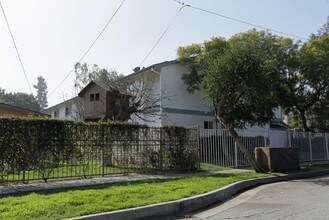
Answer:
top-left (116, 75), bottom-right (174, 123)
top-left (74, 62), bottom-right (173, 122)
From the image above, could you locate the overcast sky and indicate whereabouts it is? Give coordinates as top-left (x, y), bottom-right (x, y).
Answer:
top-left (1, 0), bottom-right (328, 106)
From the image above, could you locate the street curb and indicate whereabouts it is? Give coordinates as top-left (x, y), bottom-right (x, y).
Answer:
top-left (67, 169), bottom-right (329, 220)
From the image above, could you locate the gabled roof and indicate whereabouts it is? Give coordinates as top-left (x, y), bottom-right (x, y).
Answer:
top-left (78, 81), bottom-right (119, 97)
top-left (45, 97), bottom-right (82, 111)
top-left (78, 80), bottom-right (133, 98)
top-left (123, 60), bottom-right (177, 80)
top-left (0, 103), bottom-right (50, 116)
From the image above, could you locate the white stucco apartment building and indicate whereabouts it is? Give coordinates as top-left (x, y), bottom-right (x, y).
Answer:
top-left (126, 60), bottom-right (285, 131)
top-left (45, 60), bottom-right (285, 132)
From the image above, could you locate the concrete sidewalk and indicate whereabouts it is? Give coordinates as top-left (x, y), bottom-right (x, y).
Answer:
top-left (0, 168), bottom-right (252, 195)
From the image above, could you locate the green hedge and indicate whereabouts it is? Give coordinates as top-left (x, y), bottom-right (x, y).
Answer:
top-left (0, 117), bottom-right (198, 183)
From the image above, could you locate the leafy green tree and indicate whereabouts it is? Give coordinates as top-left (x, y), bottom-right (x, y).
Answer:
top-left (284, 36), bottom-right (329, 131)
top-left (0, 88), bottom-right (5, 103)
top-left (33, 76), bottom-right (48, 110)
top-left (308, 99), bottom-right (329, 132)
top-left (178, 30), bottom-right (288, 172)
top-left (177, 37), bottom-right (228, 93)
top-left (1, 89), bottom-right (40, 112)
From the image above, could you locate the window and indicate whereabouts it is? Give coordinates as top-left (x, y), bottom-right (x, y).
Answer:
top-left (65, 107), bottom-right (71, 116)
top-left (204, 121), bottom-right (214, 129)
top-left (90, 94), bottom-right (95, 101)
top-left (54, 110), bottom-right (59, 118)
top-left (95, 93), bottom-right (100, 101)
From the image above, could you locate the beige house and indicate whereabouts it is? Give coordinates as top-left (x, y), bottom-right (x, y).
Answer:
top-left (78, 81), bottom-right (134, 121)
top-left (0, 103), bottom-right (49, 117)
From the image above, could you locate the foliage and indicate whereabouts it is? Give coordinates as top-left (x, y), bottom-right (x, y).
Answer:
top-left (141, 126), bottom-right (198, 171)
top-left (0, 118), bottom-right (76, 182)
top-left (177, 37), bottom-right (227, 93)
top-left (284, 36), bottom-right (329, 131)
top-left (308, 100), bottom-right (329, 132)
top-left (0, 118), bottom-right (197, 183)
top-left (0, 172), bottom-right (270, 220)
top-left (0, 88), bottom-right (40, 112)
top-left (33, 76), bottom-right (48, 110)
top-left (204, 31), bottom-right (286, 129)
top-left (162, 126), bottom-right (197, 171)
top-left (74, 62), bottom-right (124, 90)
top-left (177, 30), bottom-right (288, 172)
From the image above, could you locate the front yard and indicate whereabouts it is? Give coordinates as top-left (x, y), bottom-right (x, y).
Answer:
top-left (0, 171), bottom-right (270, 220)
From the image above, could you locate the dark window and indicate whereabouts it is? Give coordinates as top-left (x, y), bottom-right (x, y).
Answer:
top-left (90, 94), bottom-right (95, 101)
top-left (95, 93), bottom-right (100, 101)
top-left (65, 107), bottom-right (71, 116)
top-left (204, 121), bottom-right (214, 129)
top-left (54, 110), bottom-right (59, 118)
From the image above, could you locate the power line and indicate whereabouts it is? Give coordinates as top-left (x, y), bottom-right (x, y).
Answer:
top-left (138, 5), bottom-right (186, 68)
top-left (0, 1), bottom-right (33, 94)
top-left (173, 0), bottom-right (308, 41)
top-left (48, 0), bottom-right (126, 98)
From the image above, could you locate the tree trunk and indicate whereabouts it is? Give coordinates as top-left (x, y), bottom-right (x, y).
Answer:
top-left (300, 110), bottom-right (311, 132)
top-left (226, 126), bottom-right (264, 173)
top-left (215, 114), bottom-right (265, 173)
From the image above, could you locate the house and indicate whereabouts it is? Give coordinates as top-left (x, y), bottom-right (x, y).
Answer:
top-left (44, 97), bottom-right (82, 120)
top-left (46, 60), bottom-right (286, 131)
top-left (123, 60), bottom-right (216, 128)
top-left (0, 103), bottom-right (49, 117)
top-left (77, 81), bottom-right (134, 121)
top-left (125, 60), bottom-right (286, 131)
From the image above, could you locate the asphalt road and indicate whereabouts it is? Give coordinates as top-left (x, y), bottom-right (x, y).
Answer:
top-left (167, 175), bottom-right (329, 220)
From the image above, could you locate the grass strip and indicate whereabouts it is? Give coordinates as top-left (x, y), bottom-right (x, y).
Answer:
top-left (1, 164), bottom-right (328, 220)
top-left (0, 172), bottom-right (269, 220)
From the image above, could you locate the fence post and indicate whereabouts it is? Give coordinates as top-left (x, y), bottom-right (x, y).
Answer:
top-left (234, 142), bottom-right (238, 168)
top-left (22, 169), bottom-right (26, 184)
top-left (102, 132), bottom-right (106, 177)
top-left (264, 135), bottom-right (267, 147)
top-left (159, 127), bottom-right (163, 171)
top-left (325, 133), bottom-right (329, 161)
top-left (196, 126), bottom-right (200, 170)
top-left (308, 132), bottom-right (313, 163)
top-left (288, 130), bottom-right (291, 148)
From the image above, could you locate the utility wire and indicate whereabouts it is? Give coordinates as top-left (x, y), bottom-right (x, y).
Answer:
top-left (138, 5), bottom-right (186, 68)
top-left (1, 1), bottom-right (33, 94)
top-left (173, 0), bottom-right (308, 40)
top-left (48, 0), bottom-right (126, 98)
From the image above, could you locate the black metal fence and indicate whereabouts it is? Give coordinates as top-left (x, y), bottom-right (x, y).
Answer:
top-left (0, 118), bottom-right (198, 185)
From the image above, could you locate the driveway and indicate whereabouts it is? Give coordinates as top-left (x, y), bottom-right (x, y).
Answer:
top-left (168, 175), bottom-right (329, 220)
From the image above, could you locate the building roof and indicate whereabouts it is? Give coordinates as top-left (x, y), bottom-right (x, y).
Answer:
top-left (45, 97), bottom-right (82, 111)
top-left (78, 81), bottom-right (120, 97)
top-left (78, 80), bottom-right (133, 98)
top-left (0, 103), bottom-right (50, 116)
top-left (123, 60), bottom-right (177, 80)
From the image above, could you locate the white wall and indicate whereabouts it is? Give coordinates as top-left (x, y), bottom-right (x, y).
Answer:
top-left (45, 101), bottom-right (80, 120)
top-left (126, 70), bottom-right (161, 126)
top-left (160, 64), bottom-right (210, 111)
top-left (158, 64), bottom-right (216, 128)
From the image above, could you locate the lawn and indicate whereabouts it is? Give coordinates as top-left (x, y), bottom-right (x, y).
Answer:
top-left (0, 172), bottom-right (270, 220)
top-left (1, 164), bottom-right (328, 220)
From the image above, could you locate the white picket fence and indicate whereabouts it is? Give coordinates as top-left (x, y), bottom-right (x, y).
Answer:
top-left (199, 129), bottom-right (329, 168)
